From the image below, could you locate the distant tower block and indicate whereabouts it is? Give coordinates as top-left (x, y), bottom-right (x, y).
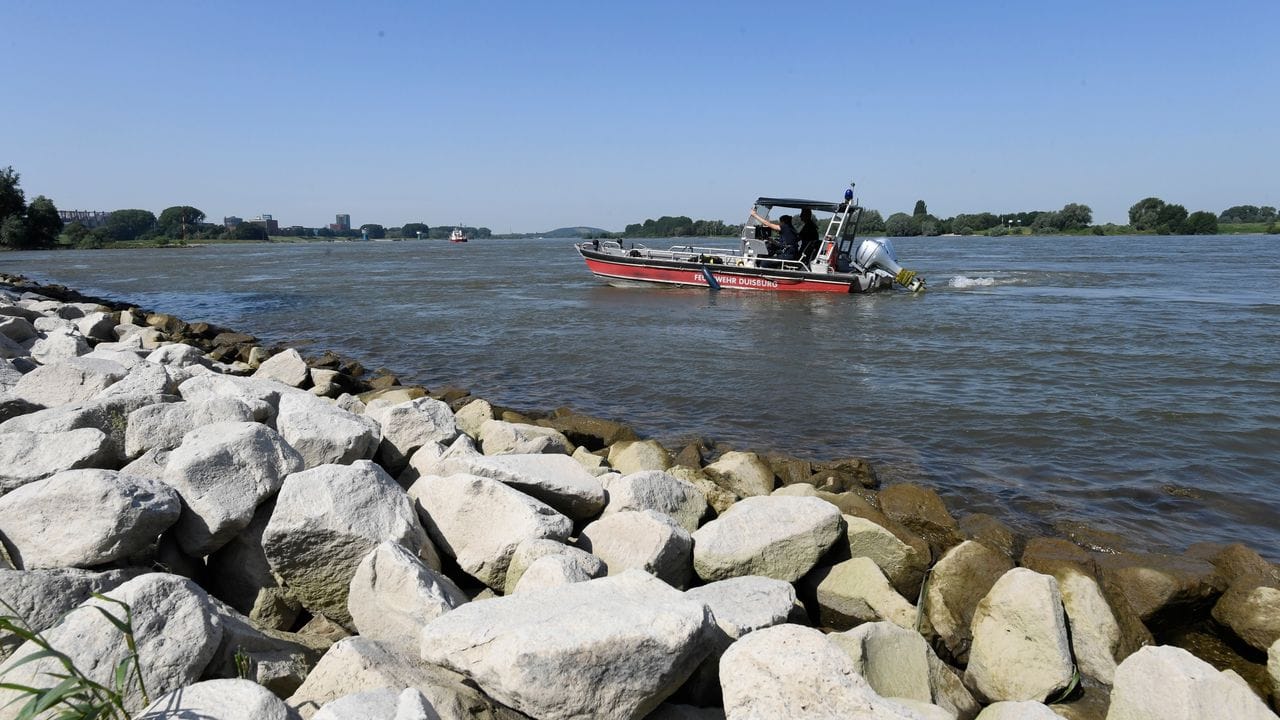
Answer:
top-left (335, 213), bottom-right (351, 231)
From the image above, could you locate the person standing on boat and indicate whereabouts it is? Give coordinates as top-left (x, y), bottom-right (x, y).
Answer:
top-left (797, 208), bottom-right (820, 263)
top-left (750, 209), bottom-right (800, 260)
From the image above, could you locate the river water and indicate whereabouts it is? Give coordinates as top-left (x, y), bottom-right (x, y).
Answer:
top-left (4, 235), bottom-right (1278, 557)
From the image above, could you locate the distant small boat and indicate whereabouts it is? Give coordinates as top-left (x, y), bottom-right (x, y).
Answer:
top-left (449, 226), bottom-right (469, 243)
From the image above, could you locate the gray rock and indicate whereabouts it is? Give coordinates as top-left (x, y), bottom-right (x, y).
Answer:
top-left (178, 373), bottom-right (294, 424)
top-left (0, 316), bottom-right (36, 343)
top-left (975, 702), bottom-right (1061, 720)
top-left (419, 570), bottom-right (715, 720)
top-left (0, 567), bottom-right (139, 661)
top-left (146, 342), bottom-right (212, 368)
top-left (1056, 567), bottom-right (1122, 685)
top-left (205, 501), bottom-right (301, 631)
top-left (0, 469), bottom-right (181, 569)
top-left (275, 392), bottom-right (381, 468)
top-left (1212, 582), bottom-right (1280, 653)
top-left (254, 348), bottom-right (310, 387)
top-left (75, 311), bottom-right (118, 341)
top-left (347, 541), bottom-right (467, 655)
top-left (409, 473), bottom-right (572, 590)
top-left (925, 540), bottom-right (1015, 664)
top-left (373, 397), bottom-right (459, 473)
top-left (125, 396), bottom-right (257, 458)
top-left (718, 624), bottom-right (925, 720)
top-left (263, 460), bottom-right (427, 627)
top-left (138, 678), bottom-right (302, 720)
top-left (0, 333), bottom-right (27, 361)
top-left (0, 427), bottom-right (112, 495)
top-left (512, 552), bottom-right (607, 594)
top-left (503, 537), bottom-right (605, 595)
top-left (121, 447), bottom-right (172, 482)
top-left (162, 421), bottom-right (305, 556)
top-left (703, 451), bottom-right (774, 498)
top-left (26, 327), bottom-right (90, 363)
top-left (425, 451), bottom-right (606, 523)
top-left (453, 398), bottom-right (494, 439)
top-left (97, 360), bottom-right (190, 399)
top-left (0, 359), bottom-right (21, 393)
top-left (607, 439), bottom-right (672, 474)
top-left (602, 470), bottom-right (708, 533)
top-left (0, 573), bottom-right (223, 716)
top-left (878, 484), bottom-right (964, 559)
top-left (0, 392), bottom-right (172, 463)
top-left (579, 509), bottom-right (693, 587)
top-left (10, 356), bottom-right (128, 406)
top-left (286, 636), bottom-right (525, 720)
top-left (842, 514), bottom-right (930, 599)
top-left (478, 418), bottom-right (572, 455)
top-left (829, 622), bottom-right (932, 704)
top-left (1106, 644), bottom-right (1276, 720)
top-left (691, 495), bottom-right (844, 583)
top-left (1095, 551), bottom-right (1220, 625)
top-left (812, 556), bottom-right (919, 631)
top-left (965, 568), bottom-right (1074, 703)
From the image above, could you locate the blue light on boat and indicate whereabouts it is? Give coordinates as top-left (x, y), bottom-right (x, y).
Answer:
top-left (844, 189), bottom-right (854, 201)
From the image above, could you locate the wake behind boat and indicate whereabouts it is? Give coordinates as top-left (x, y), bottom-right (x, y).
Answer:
top-left (576, 184), bottom-right (925, 293)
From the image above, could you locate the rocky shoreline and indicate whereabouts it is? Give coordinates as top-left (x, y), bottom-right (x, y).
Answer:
top-left (1, 271), bottom-right (1278, 720)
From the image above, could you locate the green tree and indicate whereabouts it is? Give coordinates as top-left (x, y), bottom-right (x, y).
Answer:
top-left (1155, 203), bottom-right (1188, 234)
top-left (912, 200), bottom-right (928, 218)
top-left (157, 206), bottom-right (206, 238)
top-left (401, 222), bottom-right (429, 238)
top-left (25, 195), bottom-right (63, 247)
top-left (856, 209), bottom-right (885, 233)
top-left (1183, 211), bottom-right (1218, 235)
top-left (0, 214), bottom-right (27, 248)
top-left (0, 166), bottom-right (25, 222)
top-left (1058, 203), bottom-right (1093, 230)
top-left (885, 212), bottom-right (920, 237)
top-left (62, 221), bottom-right (92, 246)
top-left (102, 209), bottom-right (157, 242)
top-left (231, 223), bottom-right (267, 240)
top-left (359, 223), bottom-right (386, 239)
top-left (1129, 197), bottom-right (1166, 231)
top-left (1031, 212), bottom-right (1061, 233)
top-left (1218, 205), bottom-right (1278, 223)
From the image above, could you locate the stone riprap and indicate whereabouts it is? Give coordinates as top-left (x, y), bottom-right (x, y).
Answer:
top-left (1, 275), bottom-right (1277, 720)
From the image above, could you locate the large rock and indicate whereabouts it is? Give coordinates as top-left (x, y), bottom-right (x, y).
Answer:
top-left (0, 469), bottom-right (181, 569)
top-left (138, 678), bottom-right (301, 720)
top-left (254, 348), bottom-right (310, 387)
top-left (703, 451), bottom-right (774, 498)
top-left (10, 356), bottom-right (128, 407)
top-left (965, 568), bottom-right (1074, 703)
top-left (877, 484), bottom-right (963, 557)
top-left (1270, 639), bottom-right (1280, 713)
top-left (263, 461), bottom-right (427, 627)
top-left (607, 439), bottom-right (672, 475)
top-left (1056, 567), bottom-right (1123, 684)
top-left (0, 573), bottom-right (223, 715)
top-left (502, 537), bottom-right (606, 595)
top-left (0, 427), bottom-right (112, 495)
top-left (0, 567), bottom-right (139, 661)
top-left (478, 418), bottom-right (571, 455)
top-left (975, 702), bottom-right (1061, 720)
top-left (579, 509), bottom-right (693, 588)
top-left (925, 540), bottom-right (1015, 663)
top-left (1212, 582), bottom-right (1280, 653)
top-left (275, 392), bottom-right (381, 468)
top-left (602, 470), bottom-right (708, 533)
top-left (26, 327), bottom-right (90, 364)
top-left (347, 541), bottom-right (467, 655)
top-left (0, 391), bottom-right (169, 463)
top-left (841, 514), bottom-right (930, 599)
top-left (310, 688), bottom-right (433, 720)
top-left (830, 621), bottom-right (979, 720)
top-left (97, 360), bottom-right (190, 398)
top-left (426, 451), bottom-right (606, 523)
top-left (409, 473), bottom-right (572, 590)
top-left (1095, 551), bottom-right (1221, 628)
top-left (146, 342), bottom-right (212, 368)
top-left (453, 397), bottom-right (493, 439)
top-left (718, 624), bottom-right (926, 720)
top-left (419, 570), bottom-right (715, 720)
top-left (178, 373), bottom-right (293, 424)
top-left (373, 396), bottom-right (459, 473)
top-left (162, 421), bottom-right (305, 556)
top-left (286, 637), bottom-right (525, 720)
top-left (812, 556), bottom-right (919, 631)
top-left (0, 315), bottom-right (36, 343)
top-left (125, 397), bottom-right (257, 458)
top-left (692, 495), bottom-right (843, 583)
top-left (1106, 645), bottom-right (1276, 720)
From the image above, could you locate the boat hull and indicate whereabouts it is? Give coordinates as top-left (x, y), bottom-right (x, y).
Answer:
top-left (579, 249), bottom-right (885, 293)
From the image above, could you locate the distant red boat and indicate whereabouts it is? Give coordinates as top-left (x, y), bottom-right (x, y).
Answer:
top-left (575, 184), bottom-right (924, 293)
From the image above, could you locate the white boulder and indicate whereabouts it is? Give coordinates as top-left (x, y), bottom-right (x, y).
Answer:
top-left (263, 460), bottom-right (427, 627)
top-left (0, 427), bottom-right (112, 494)
top-left (607, 439), bottom-right (672, 474)
top-left (138, 678), bottom-right (300, 720)
top-left (502, 537), bottom-right (605, 595)
top-left (347, 541), bottom-right (467, 655)
top-left (146, 342), bottom-right (211, 368)
top-left (124, 397), bottom-right (257, 458)
top-left (0, 469), bottom-right (181, 569)
top-left (1106, 644), bottom-right (1276, 720)
top-left (579, 509), bottom-right (693, 587)
top-left (254, 348), bottom-right (309, 387)
top-left (275, 392), bottom-right (381, 468)
top-left (602, 469), bottom-right (708, 532)
top-left (691, 495), bottom-right (844, 582)
top-left (424, 450), bottom-right (606, 523)
top-left (965, 568), bottom-right (1074, 703)
top-left (10, 356), bottom-right (128, 407)
top-left (478, 418), bottom-right (572, 455)
top-left (419, 570), bottom-right (716, 720)
top-left (162, 421), bottom-right (305, 556)
top-left (703, 451), bottom-right (775, 498)
top-left (813, 556), bottom-right (919, 630)
top-left (0, 567), bottom-right (138, 661)
top-left (372, 396), bottom-right (459, 473)
top-left (513, 552), bottom-right (608, 594)
top-left (842, 514), bottom-right (930, 598)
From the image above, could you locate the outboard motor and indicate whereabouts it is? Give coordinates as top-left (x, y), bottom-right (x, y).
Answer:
top-left (855, 238), bottom-right (926, 292)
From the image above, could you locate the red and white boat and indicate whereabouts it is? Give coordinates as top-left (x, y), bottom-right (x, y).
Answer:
top-left (576, 185), bottom-right (925, 293)
top-left (449, 226), bottom-right (469, 243)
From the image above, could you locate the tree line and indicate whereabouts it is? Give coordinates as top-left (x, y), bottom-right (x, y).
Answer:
top-left (621, 216), bottom-right (738, 238)
top-left (0, 167), bottom-right (63, 249)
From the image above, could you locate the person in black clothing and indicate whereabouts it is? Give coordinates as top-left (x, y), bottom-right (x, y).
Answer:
top-left (797, 208), bottom-right (820, 263)
top-left (750, 209), bottom-right (800, 260)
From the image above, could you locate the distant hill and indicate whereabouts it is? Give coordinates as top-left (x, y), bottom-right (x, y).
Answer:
top-left (542, 226), bottom-right (609, 238)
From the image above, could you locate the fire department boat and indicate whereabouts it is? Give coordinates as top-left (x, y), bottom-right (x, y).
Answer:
top-left (576, 185), bottom-right (925, 293)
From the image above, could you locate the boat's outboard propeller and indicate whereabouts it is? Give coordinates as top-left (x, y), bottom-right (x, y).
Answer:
top-left (855, 238), bottom-right (927, 292)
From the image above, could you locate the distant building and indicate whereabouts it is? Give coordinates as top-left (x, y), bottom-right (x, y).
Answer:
top-left (57, 210), bottom-right (112, 228)
top-left (331, 213), bottom-right (351, 232)
top-left (248, 214), bottom-right (280, 233)
top-left (223, 216), bottom-right (243, 228)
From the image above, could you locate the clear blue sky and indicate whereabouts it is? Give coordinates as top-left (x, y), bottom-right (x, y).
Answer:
top-left (4, 0), bottom-right (1277, 231)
